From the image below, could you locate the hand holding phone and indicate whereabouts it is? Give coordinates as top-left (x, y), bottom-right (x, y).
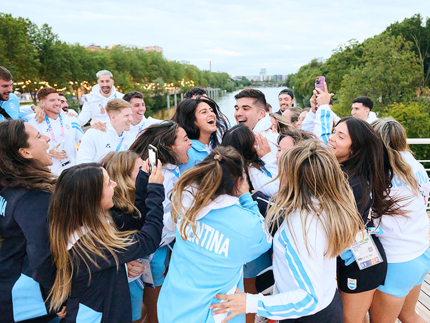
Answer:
top-left (315, 76), bottom-right (325, 110)
top-left (148, 144), bottom-right (158, 174)
top-left (315, 80), bottom-right (333, 107)
top-left (315, 76), bottom-right (325, 93)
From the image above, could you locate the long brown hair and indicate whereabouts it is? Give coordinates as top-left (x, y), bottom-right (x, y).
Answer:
top-left (171, 146), bottom-right (244, 241)
top-left (221, 124), bottom-right (264, 190)
top-left (129, 121), bottom-right (181, 165)
top-left (267, 140), bottom-right (362, 257)
top-left (0, 120), bottom-right (56, 192)
top-left (101, 151), bottom-right (141, 217)
top-left (172, 96), bottom-right (229, 147)
top-left (336, 117), bottom-right (399, 218)
top-left (48, 164), bottom-right (135, 311)
top-left (372, 118), bottom-right (419, 194)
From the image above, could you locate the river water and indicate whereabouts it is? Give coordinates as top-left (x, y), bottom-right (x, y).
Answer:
top-left (152, 87), bottom-right (285, 123)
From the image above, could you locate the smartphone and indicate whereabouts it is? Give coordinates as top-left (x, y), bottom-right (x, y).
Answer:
top-left (315, 76), bottom-right (325, 92)
top-left (315, 76), bottom-right (325, 110)
top-left (148, 144), bottom-right (158, 174)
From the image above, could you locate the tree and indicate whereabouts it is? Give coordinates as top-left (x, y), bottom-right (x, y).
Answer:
top-left (0, 13), bottom-right (40, 99)
top-left (0, 12), bottom-right (239, 107)
top-left (384, 99), bottom-right (430, 160)
top-left (324, 39), bottom-right (364, 94)
top-left (284, 73), bottom-right (296, 88)
top-left (386, 14), bottom-right (430, 89)
top-left (240, 76), bottom-right (251, 87)
top-left (335, 34), bottom-right (421, 116)
top-left (293, 59), bottom-right (325, 107)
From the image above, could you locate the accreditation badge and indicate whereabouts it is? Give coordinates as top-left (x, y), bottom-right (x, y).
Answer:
top-left (351, 230), bottom-right (383, 270)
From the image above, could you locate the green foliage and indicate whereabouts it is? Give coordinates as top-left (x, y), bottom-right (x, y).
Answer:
top-left (336, 34), bottom-right (421, 116)
top-left (385, 14), bottom-right (430, 88)
top-left (285, 13), bottom-right (430, 161)
top-left (284, 73), bottom-right (296, 88)
top-left (383, 99), bottom-right (430, 160)
top-left (324, 40), bottom-right (364, 95)
top-left (293, 59), bottom-right (325, 107)
top-left (0, 12), bottom-right (238, 109)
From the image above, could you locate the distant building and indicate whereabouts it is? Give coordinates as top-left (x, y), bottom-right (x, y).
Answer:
top-left (272, 75), bottom-right (285, 82)
top-left (232, 74), bottom-right (287, 82)
top-left (179, 60), bottom-right (191, 65)
top-left (85, 44), bottom-right (102, 51)
top-left (143, 46), bottom-right (163, 53)
top-left (259, 68), bottom-right (266, 81)
top-left (106, 44), bottom-right (163, 53)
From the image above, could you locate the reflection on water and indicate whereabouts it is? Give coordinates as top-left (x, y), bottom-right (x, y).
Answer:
top-left (152, 106), bottom-right (177, 120)
top-left (152, 87), bottom-right (286, 123)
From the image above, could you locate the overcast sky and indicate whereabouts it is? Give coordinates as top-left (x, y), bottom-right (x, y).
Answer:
top-left (3, 1), bottom-right (429, 76)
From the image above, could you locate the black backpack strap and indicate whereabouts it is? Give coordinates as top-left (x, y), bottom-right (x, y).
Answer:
top-left (0, 104), bottom-right (12, 120)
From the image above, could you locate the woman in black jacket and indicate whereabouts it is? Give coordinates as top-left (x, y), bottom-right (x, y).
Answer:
top-left (101, 151), bottom-right (156, 322)
top-left (48, 162), bottom-right (165, 322)
top-left (328, 117), bottom-right (398, 323)
top-left (0, 120), bottom-right (61, 323)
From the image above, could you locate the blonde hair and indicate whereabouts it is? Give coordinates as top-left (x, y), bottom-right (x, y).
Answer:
top-left (171, 146), bottom-right (244, 241)
top-left (267, 140), bottom-right (362, 258)
top-left (106, 98), bottom-right (131, 114)
top-left (372, 118), bottom-right (419, 194)
top-left (101, 151), bottom-right (141, 218)
top-left (269, 113), bottom-right (296, 133)
top-left (48, 164), bottom-right (135, 311)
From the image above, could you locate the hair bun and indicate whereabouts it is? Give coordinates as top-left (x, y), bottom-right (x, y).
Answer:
top-left (214, 154), bottom-right (222, 162)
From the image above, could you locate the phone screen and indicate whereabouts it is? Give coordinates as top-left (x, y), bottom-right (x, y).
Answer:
top-left (149, 149), bottom-right (156, 167)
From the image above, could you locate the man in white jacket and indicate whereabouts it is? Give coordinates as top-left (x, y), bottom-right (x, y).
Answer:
top-left (234, 89), bottom-right (278, 155)
top-left (90, 91), bottom-right (161, 138)
top-left (123, 91), bottom-right (161, 137)
top-left (77, 98), bottom-right (135, 163)
top-left (351, 96), bottom-right (378, 124)
top-left (77, 70), bottom-right (124, 126)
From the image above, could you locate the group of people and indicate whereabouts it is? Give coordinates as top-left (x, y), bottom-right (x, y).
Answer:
top-left (0, 65), bottom-right (429, 323)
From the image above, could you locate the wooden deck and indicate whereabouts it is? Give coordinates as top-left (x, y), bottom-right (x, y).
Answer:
top-left (417, 273), bottom-right (430, 322)
top-left (415, 212), bottom-right (430, 322)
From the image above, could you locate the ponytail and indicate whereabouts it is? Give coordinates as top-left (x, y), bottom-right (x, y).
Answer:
top-left (171, 146), bottom-right (244, 241)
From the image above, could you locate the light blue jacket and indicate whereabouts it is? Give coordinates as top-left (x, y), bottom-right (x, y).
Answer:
top-left (158, 193), bottom-right (272, 323)
top-left (179, 139), bottom-right (211, 173)
top-left (0, 93), bottom-right (21, 121)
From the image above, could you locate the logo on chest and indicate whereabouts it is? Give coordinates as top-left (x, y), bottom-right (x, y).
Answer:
top-left (106, 143), bottom-right (111, 148)
top-left (65, 124), bottom-right (70, 129)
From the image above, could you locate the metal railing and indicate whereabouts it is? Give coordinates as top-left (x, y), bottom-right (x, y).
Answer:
top-left (407, 139), bottom-right (430, 210)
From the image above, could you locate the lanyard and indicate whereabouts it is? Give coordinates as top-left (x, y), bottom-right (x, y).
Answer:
top-left (172, 169), bottom-right (180, 178)
top-left (46, 114), bottom-right (65, 143)
top-left (260, 166), bottom-right (272, 178)
top-left (115, 136), bottom-right (125, 151)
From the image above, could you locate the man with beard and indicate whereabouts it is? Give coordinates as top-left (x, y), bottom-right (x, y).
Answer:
top-left (276, 88), bottom-right (295, 115)
top-left (0, 66), bottom-right (22, 121)
top-left (59, 93), bottom-right (78, 116)
top-left (77, 70), bottom-right (124, 126)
